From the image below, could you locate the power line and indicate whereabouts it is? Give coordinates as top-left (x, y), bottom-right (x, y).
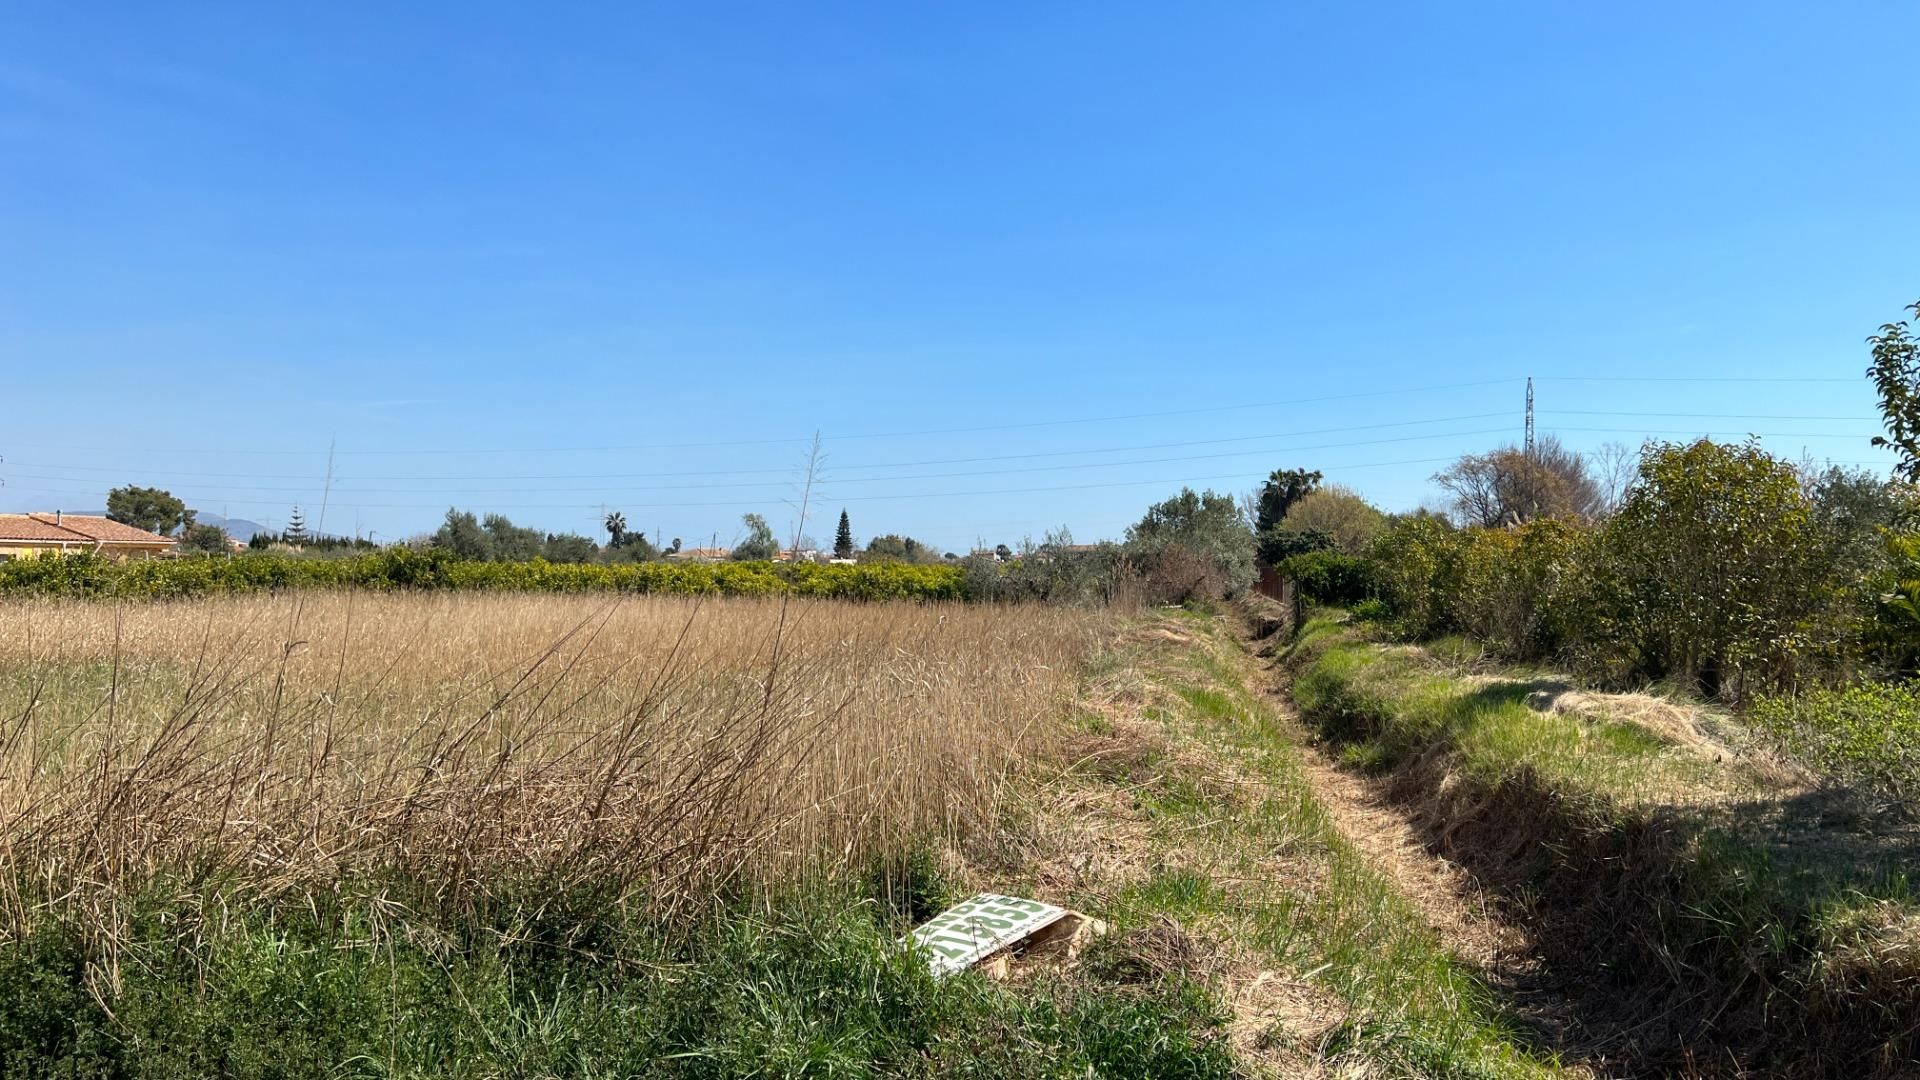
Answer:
top-left (0, 452), bottom-right (1475, 512)
top-left (0, 411), bottom-right (1515, 482)
top-left (14, 378), bottom-right (1524, 457)
top-left (1543, 409), bottom-right (1876, 421)
top-left (1535, 375), bottom-right (1862, 384)
top-left (1, 426), bottom-right (1517, 495)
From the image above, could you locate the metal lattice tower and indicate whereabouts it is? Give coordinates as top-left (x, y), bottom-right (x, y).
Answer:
top-left (1524, 376), bottom-right (1535, 456)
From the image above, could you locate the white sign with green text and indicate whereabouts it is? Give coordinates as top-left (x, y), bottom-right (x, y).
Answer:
top-left (907, 893), bottom-right (1070, 977)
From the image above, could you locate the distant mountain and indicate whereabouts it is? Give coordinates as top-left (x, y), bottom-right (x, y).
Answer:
top-left (192, 513), bottom-right (269, 541)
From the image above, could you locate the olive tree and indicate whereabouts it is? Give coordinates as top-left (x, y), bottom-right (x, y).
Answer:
top-left (1125, 487), bottom-right (1256, 598)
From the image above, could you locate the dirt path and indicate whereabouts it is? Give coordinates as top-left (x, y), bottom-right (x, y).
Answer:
top-left (1244, 627), bottom-right (1602, 1069)
top-left (1288, 745), bottom-right (1522, 968)
top-left (1285, 729), bottom-right (1603, 1059)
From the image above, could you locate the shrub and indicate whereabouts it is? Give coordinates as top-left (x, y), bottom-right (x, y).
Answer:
top-left (1365, 441), bottom-right (1864, 696)
top-left (1275, 484), bottom-right (1387, 555)
top-left (0, 551), bottom-right (967, 603)
top-left (1279, 550), bottom-right (1372, 606)
top-left (1257, 526), bottom-right (1331, 566)
top-left (1604, 440), bottom-right (1839, 698)
top-left (1124, 488), bottom-right (1256, 599)
top-left (1363, 515), bottom-right (1465, 639)
top-left (1751, 683), bottom-right (1920, 809)
top-left (1449, 517), bottom-right (1586, 659)
top-left (961, 546), bottom-right (1135, 605)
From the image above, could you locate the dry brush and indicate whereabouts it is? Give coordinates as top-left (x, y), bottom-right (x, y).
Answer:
top-left (0, 592), bottom-right (1102, 942)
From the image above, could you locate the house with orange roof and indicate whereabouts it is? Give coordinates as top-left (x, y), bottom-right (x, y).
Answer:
top-left (0, 512), bottom-right (178, 561)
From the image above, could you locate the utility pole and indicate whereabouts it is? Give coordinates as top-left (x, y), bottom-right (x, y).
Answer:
top-left (1524, 376), bottom-right (1535, 457)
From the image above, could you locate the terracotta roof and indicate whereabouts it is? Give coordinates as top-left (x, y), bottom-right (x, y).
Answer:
top-left (0, 514), bottom-right (175, 546)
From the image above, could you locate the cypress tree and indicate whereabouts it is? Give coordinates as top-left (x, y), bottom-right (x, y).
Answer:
top-left (834, 510), bottom-right (854, 559)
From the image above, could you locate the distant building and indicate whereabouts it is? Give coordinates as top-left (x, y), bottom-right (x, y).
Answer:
top-left (0, 512), bottom-right (176, 561)
top-left (1030, 543), bottom-right (1103, 561)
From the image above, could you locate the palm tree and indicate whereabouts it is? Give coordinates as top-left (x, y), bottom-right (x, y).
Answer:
top-left (604, 511), bottom-right (627, 548)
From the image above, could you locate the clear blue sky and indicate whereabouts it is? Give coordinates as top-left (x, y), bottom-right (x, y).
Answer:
top-left (4, 3), bottom-right (1914, 550)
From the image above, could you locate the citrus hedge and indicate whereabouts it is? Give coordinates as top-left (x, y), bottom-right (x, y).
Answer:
top-left (0, 550), bottom-right (966, 602)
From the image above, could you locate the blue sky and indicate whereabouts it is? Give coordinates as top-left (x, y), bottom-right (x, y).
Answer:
top-left (3, 3), bottom-right (1915, 550)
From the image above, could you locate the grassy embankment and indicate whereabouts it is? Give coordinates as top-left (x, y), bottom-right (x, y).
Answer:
top-left (987, 605), bottom-right (1571, 1078)
top-left (1287, 613), bottom-right (1920, 1076)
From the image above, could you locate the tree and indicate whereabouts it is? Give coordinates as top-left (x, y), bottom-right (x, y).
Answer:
top-left (432, 509), bottom-right (492, 560)
top-left (180, 522), bottom-right (231, 554)
top-left (669, 538), bottom-right (682, 555)
top-left (1125, 487), bottom-right (1257, 597)
top-left (1433, 436), bottom-right (1600, 526)
top-left (732, 513), bottom-right (779, 561)
top-left (604, 511), bottom-right (628, 548)
top-left (1605, 439), bottom-right (1832, 697)
top-left (605, 531), bottom-right (659, 562)
top-left (543, 532), bottom-right (600, 563)
top-left (1592, 441), bottom-right (1641, 516)
top-left (864, 534), bottom-right (937, 563)
top-left (1867, 300), bottom-right (1920, 480)
top-left (482, 513), bottom-right (544, 561)
top-left (106, 485), bottom-right (191, 536)
top-left (834, 510), bottom-right (854, 560)
top-left (1274, 484), bottom-right (1386, 555)
top-left (1257, 528), bottom-right (1334, 566)
top-left (285, 505), bottom-right (308, 544)
top-left (1254, 469), bottom-right (1323, 533)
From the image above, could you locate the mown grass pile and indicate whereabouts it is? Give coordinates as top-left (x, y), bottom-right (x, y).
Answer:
top-left (1288, 614), bottom-right (1920, 1075)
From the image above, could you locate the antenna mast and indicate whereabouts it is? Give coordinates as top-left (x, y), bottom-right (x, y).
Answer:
top-left (1524, 376), bottom-right (1535, 456)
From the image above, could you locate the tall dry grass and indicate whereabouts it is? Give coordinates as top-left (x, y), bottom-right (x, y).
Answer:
top-left (0, 592), bottom-right (1101, 936)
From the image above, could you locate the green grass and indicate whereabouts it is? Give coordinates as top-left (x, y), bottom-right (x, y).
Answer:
top-left (1286, 614), bottom-right (1920, 1073)
top-left (1084, 615), bottom-right (1569, 1078)
top-left (0, 869), bottom-right (1239, 1080)
top-left (1750, 682), bottom-right (1920, 808)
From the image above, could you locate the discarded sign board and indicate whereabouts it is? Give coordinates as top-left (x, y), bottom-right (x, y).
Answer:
top-left (906, 893), bottom-right (1070, 977)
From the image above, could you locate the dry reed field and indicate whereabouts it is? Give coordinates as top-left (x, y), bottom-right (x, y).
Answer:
top-left (0, 592), bottom-right (1103, 933)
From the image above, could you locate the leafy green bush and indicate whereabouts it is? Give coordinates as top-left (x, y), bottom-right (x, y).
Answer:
top-left (961, 546), bottom-right (1134, 605)
top-left (1750, 683), bottom-right (1920, 808)
top-left (0, 551), bottom-right (967, 603)
top-left (1603, 440), bottom-right (1841, 698)
top-left (1449, 517), bottom-right (1585, 660)
top-left (1124, 488), bottom-right (1255, 599)
top-left (1279, 550), bottom-right (1372, 606)
top-left (1359, 441), bottom-right (1867, 697)
top-left (1363, 515), bottom-right (1465, 639)
top-left (1257, 525), bottom-right (1331, 566)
